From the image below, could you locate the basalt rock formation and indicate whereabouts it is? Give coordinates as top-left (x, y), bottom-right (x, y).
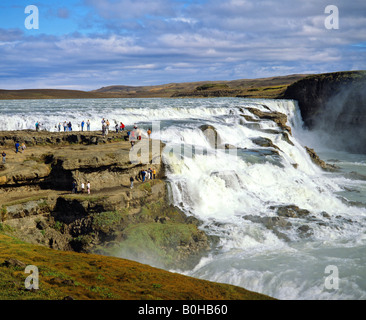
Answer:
top-left (283, 71), bottom-right (366, 154)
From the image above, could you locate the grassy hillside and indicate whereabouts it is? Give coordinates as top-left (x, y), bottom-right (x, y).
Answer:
top-left (0, 233), bottom-right (274, 300)
top-left (0, 89), bottom-right (104, 100)
top-left (94, 74), bottom-right (309, 99)
top-left (0, 74), bottom-right (309, 100)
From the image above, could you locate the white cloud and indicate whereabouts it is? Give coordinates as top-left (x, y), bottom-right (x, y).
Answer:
top-left (0, 0), bottom-right (365, 89)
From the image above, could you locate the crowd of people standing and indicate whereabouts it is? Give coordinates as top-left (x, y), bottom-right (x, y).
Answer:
top-left (56, 120), bottom-right (91, 132)
top-left (72, 180), bottom-right (91, 194)
top-left (130, 168), bottom-right (157, 189)
top-left (39, 119), bottom-right (153, 140)
top-left (3, 117), bottom-right (158, 196)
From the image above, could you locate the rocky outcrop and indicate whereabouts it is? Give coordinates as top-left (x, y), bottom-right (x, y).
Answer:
top-left (0, 131), bottom-right (211, 271)
top-left (283, 71), bottom-right (366, 153)
top-left (243, 204), bottom-right (355, 242)
top-left (251, 137), bottom-right (280, 151)
top-left (0, 131), bottom-right (163, 190)
top-left (199, 124), bottom-right (222, 149)
top-left (245, 107), bottom-right (292, 134)
top-left (239, 106), bottom-right (294, 147)
top-left (0, 130), bottom-right (109, 147)
top-left (305, 146), bottom-right (339, 172)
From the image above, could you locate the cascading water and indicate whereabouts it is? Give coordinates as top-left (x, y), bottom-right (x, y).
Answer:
top-left (157, 99), bottom-right (366, 300)
top-left (1, 97), bottom-right (366, 299)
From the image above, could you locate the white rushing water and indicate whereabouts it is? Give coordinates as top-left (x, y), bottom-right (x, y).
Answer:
top-left (1, 97), bottom-right (366, 299)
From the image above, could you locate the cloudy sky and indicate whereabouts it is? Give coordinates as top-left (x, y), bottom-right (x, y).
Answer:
top-left (0, 0), bottom-right (365, 90)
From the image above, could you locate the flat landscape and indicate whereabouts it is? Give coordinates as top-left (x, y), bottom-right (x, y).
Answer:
top-left (0, 74), bottom-right (308, 100)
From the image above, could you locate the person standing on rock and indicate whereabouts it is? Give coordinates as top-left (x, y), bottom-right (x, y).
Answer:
top-left (124, 130), bottom-right (130, 141)
top-left (58, 123), bottom-right (61, 132)
top-left (2, 151), bottom-right (6, 164)
top-left (15, 142), bottom-right (20, 153)
top-left (81, 121), bottom-right (85, 132)
top-left (106, 120), bottom-right (110, 135)
top-left (137, 129), bottom-right (142, 141)
top-left (81, 182), bottom-right (85, 193)
top-left (153, 168), bottom-right (156, 179)
top-left (147, 168), bottom-right (152, 180)
top-left (63, 121), bottom-right (67, 132)
top-left (87, 181), bottom-right (91, 194)
top-left (87, 120), bottom-right (91, 131)
top-left (72, 181), bottom-right (77, 194)
top-left (147, 128), bottom-right (152, 139)
top-left (130, 176), bottom-right (134, 189)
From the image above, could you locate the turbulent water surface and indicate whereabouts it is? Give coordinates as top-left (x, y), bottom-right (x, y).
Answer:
top-left (1, 97), bottom-right (366, 300)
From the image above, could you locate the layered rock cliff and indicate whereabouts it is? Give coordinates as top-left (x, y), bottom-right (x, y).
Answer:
top-left (283, 71), bottom-right (366, 153)
top-left (0, 131), bottom-right (211, 270)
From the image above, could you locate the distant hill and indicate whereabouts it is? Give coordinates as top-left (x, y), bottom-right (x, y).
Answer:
top-left (0, 74), bottom-right (309, 100)
top-left (0, 89), bottom-right (103, 100)
top-left (92, 74), bottom-right (310, 99)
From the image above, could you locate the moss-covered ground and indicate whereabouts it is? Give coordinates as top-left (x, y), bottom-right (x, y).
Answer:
top-left (0, 233), bottom-right (274, 300)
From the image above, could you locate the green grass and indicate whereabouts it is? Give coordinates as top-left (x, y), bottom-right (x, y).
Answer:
top-left (110, 222), bottom-right (202, 269)
top-left (0, 233), bottom-right (275, 300)
top-left (196, 83), bottom-right (229, 91)
top-left (91, 211), bottom-right (125, 232)
top-left (303, 70), bottom-right (366, 81)
top-left (2, 196), bottom-right (48, 207)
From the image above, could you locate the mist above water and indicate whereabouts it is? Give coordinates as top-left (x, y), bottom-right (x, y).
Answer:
top-left (307, 81), bottom-right (366, 154)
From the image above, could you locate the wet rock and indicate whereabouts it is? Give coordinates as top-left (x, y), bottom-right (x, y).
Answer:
top-left (241, 147), bottom-right (280, 157)
top-left (272, 229), bottom-right (291, 242)
top-left (281, 132), bottom-right (294, 146)
top-left (251, 137), bottom-right (281, 150)
top-left (263, 216), bottom-right (292, 229)
top-left (217, 143), bottom-right (237, 150)
top-left (305, 147), bottom-right (339, 172)
top-left (210, 170), bottom-right (242, 189)
top-left (242, 215), bottom-right (292, 229)
top-left (297, 224), bottom-right (313, 237)
top-left (321, 212), bottom-right (331, 219)
top-left (343, 171), bottom-right (366, 181)
top-left (270, 205), bottom-right (310, 218)
top-left (240, 114), bottom-right (260, 122)
top-left (246, 107), bottom-right (292, 134)
top-left (199, 125), bottom-right (221, 148)
top-left (242, 215), bottom-right (292, 241)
